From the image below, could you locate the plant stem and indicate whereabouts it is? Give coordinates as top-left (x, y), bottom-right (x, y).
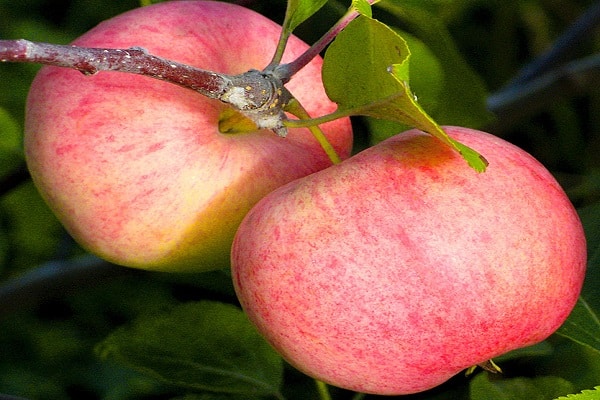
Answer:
top-left (284, 98), bottom-right (342, 165)
top-left (487, 53), bottom-right (600, 130)
top-left (505, 1), bottom-right (600, 88)
top-left (266, 29), bottom-right (292, 73)
top-left (0, 40), bottom-right (292, 134)
top-left (315, 380), bottom-right (333, 400)
top-left (0, 255), bottom-right (134, 316)
top-left (284, 108), bottom-right (354, 129)
top-left (0, 40), bottom-right (229, 98)
top-left (1, 39), bottom-right (226, 99)
top-left (274, 0), bottom-right (377, 81)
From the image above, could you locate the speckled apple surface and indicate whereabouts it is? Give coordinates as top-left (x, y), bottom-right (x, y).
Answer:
top-left (24, 1), bottom-right (352, 272)
top-left (231, 126), bottom-right (586, 395)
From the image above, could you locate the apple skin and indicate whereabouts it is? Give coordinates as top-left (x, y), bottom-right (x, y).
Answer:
top-left (231, 126), bottom-right (586, 395)
top-left (24, 1), bottom-right (352, 272)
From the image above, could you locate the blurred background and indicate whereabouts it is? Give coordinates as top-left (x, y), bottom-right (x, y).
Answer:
top-left (1, 0), bottom-right (600, 399)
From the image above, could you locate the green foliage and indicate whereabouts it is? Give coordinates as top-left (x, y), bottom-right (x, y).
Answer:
top-left (0, 107), bottom-right (23, 183)
top-left (350, 0), bottom-right (374, 17)
top-left (374, 0), bottom-right (493, 128)
top-left (282, 0), bottom-right (329, 33)
top-left (556, 298), bottom-right (600, 354)
top-left (554, 386), bottom-right (600, 400)
top-left (469, 373), bottom-right (576, 400)
top-left (554, 201), bottom-right (600, 356)
top-left (96, 301), bottom-right (284, 398)
top-left (0, 182), bottom-right (64, 273)
top-left (322, 14), bottom-right (487, 171)
top-left (578, 202), bottom-right (600, 311)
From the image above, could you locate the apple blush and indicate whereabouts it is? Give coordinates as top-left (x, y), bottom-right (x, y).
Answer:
top-left (24, 1), bottom-right (352, 271)
top-left (231, 126), bottom-right (586, 395)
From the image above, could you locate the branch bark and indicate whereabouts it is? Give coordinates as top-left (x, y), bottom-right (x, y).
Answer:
top-left (0, 40), bottom-right (228, 96)
top-left (0, 255), bottom-right (135, 317)
top-left (487, 53), bottom-right (600, 130)
top-left (0, 40), bottom-right (292, 135)
top-left (506, 1), bottom-right (600, 88)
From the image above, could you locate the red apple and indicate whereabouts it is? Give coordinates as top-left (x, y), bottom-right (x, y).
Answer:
top-left (24, 1), bottom-right (352, 271)
top-left (231, 126), bottom-right (586, 395)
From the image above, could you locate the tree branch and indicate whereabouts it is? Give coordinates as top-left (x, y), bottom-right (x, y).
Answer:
top-left (0, 40), bottom-right (228, 96)
top-left (0, 255), bottom-right (135, 317)
top-left (506, 1), bottom-right (600, 88)
top-left (487, 53), bottom-right (600, 130)
top-left (485, 2), bottom-right (600, 132)
top-left (273, 0), bottom-right (378, 80)
top-left (0, 39), bottom-right (293, 135)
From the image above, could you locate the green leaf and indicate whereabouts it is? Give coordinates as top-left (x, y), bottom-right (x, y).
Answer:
top-left (375, 0), bottom-right (492, 128)
top-left (555, 297), bottom-right (600, 355)
top-left (0, 106), bottom-right (24, 181)
top-left (469, 373), bottom-right (575, 400)
top-left (365, 29), bottom-right (445, 144)
top-left (495, 341), bottom-right (555, 363)
top-left (554, 386), bottom-right (600, 400)
top-left (351, 0), bottom-right (373, 18)
top-left (283, 0), bottom-right (328, 33)
top-left (578, 202), bottom-right (600, 312)
top-left (173, 393), bottom-right (265, 400)
top-left (322, 15), bottom-right (487, 171)
top-left (96, 301), bottom-right (284, 398)
top-left (0, 182), bottom-right (63, 272)
top-left (0, 107), bottom-right (21, 152)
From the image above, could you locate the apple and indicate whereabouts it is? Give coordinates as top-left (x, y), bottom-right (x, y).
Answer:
top-left (24, 1), bottom-right (352, 272)
top-left (231, 126), bottom-right (586, 395)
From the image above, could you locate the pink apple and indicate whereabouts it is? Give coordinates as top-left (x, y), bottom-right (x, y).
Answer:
top-left (231, 126), bottom-right (586, 395)
top-left (24, 1), bottom-right (352, 271)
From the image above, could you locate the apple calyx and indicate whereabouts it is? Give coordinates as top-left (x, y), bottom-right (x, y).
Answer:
top-left (221, 69), bottom-right (293, 137)
top-left (465, 359), bottom-right (503, 376)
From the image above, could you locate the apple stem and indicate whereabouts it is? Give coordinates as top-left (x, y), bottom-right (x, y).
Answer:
top-left (265, 29), bottom-right (293, 75)
top-left (273, 0), bottom-right (377, 81)
top-left (284, 98), bottom-right (342, 165)
top-left (314, 380), bottom-right (333, 400)
top-left (0, 39), bottom-right (293, 135)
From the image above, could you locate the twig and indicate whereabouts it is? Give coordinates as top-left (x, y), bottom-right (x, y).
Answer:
top-left (487, 53), bottom-right (600, 129)
top-left (0, 255), bottom-right (135, 317)
top-left (0, 40), bottom-right (293, 135)
top-left (0, 40), bottom-right (227, 96)
top-left (506, 1), bottom-right (600, 88)
top-left (274, 0), bottom-right (377, 80)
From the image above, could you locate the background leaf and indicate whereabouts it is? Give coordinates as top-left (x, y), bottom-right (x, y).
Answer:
top-left (282, 0), bottom-right (328, 34)
top-left (374, 0), bottom-right (493, 129)
top-left (469, 373), bottom-right (575, 400)
top-left (554, 386), bottom-right (600, 400)
top-left (556, 297), bottom-right (600, 355)
top-left (96, 301), bottom-right (284, 398)
top-left (0, 107), bottom-right (24, 181)
top-left (351, 0), bottom-right (373, 18)
top-left (578, 202), bottom-right (600, 312)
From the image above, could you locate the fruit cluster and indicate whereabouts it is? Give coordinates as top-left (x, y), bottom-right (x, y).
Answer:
top-left (23, 1), bottom-right (586, 395)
